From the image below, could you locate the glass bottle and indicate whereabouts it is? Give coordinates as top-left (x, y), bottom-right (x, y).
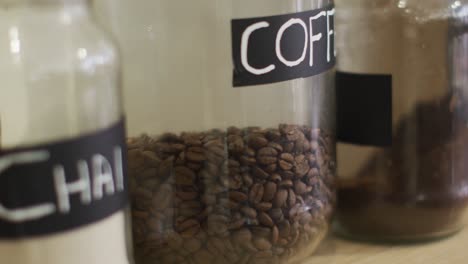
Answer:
top-left (335, 0), bottom-right (468, 241)
top-left (94, 0), bottom-right (336, 263)
top-left (0, 0), bottom-right (132, 263)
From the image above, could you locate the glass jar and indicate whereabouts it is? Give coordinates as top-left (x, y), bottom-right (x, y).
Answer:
top-left (0, 0), bottom-right (132, 263)
top-left (335, 0), bottom-right (468, 241)
top-left (94, 0), bottom-right (336, 263)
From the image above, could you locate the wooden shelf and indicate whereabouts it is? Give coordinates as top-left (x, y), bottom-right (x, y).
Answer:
top-left (306, 227), bottom-right (468, 264)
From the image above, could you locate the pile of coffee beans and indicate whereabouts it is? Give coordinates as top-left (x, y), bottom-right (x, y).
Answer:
top-left (128, 124), bottom-right (335, 264)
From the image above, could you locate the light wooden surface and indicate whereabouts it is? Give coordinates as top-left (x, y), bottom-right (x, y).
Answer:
top-left (305, 228), bottom-right (468, 264)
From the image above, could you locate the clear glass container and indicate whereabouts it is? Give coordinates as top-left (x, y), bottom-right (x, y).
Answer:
top-left (335, 0), bottom-right (468, 242)
top-left (94, 0), bottom-right (336, 263)
top-left (0, 0), bottom-right (132, 263)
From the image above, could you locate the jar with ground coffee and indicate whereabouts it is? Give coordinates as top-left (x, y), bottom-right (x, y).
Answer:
top-left (94, 0), bottom-right (336, 263)
top-left (335, 0), bottom-right (468, 241)
top-left (0, 0), bottom-right (132, 263)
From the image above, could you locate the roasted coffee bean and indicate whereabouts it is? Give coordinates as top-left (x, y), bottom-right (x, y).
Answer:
top-left (278, 153), bottom-right (294, 171)
top-left (263, 182), bottom-right (277, 202)
top-left (258, 212), bottom-right (274, 227)
top-left (241, 206), bottom-right (257, 219)
top-left (288, 189), bottom-right (297, 208)
top-left (229, 191), bottom-right (248, 202)
top-left (249, 183), bottom-right (264, 204)
top-left (257, 147), bottom-right (278, 165)
top-left (228, 218), bottom-right (246, 230)
top-left (255, 202), bottom-right (273, 212)
top-left (294, 181), bottom-right (308, 195)
top-left (264, 163), bottom-right (278, 174)
top-left (270, 173), bottom-right (282, 182)
top-left (279, 179), bottom-right (293, 188)
top-left (249, 134), bottom-right (269, 149)
top-left (253, 166), bottom-right (270, 180)
top-left (242, 173), bottom-right (254, 187)
top-left (273, 189), bottom-right (288, 208)
top-left (128, 125), bottom-right (335, 264)
top-left (253, 238), bottom-right (272, 251)
top-left (176, 218), bottom-right (200, 233)
top-left (269, 209), bottom-right (284, 223)
top-left (294, 155), bottom-right (310, 177)
top-left (272, 226), bottom-right (280, 244)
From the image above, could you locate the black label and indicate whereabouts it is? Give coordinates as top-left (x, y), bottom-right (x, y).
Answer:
top-left (0, 120), bottom-right (128, 239)
top-left (232, 5), bottom-right (336, 87)
top-left (337, 72), bottom-right (393, 147)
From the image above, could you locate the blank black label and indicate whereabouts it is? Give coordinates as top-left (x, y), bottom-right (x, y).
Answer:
top-left (232, 5), bottom-right (336, 87)
top-left (337, 72), bottom-right (392, 147)
top-left (0, 120), bottom-right (128, 239)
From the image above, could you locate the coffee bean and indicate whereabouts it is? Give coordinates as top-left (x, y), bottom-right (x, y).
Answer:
top-left (257, 147), bottom-right (278, 165)
top-left (294, 181), bottom-right (308, 195)
top-left (288, 189), bottom-right (296, 207)
top-left (226, 192), bottom-right (245, 203)
top-left (270, 173), bottom-right (282, 182)
top-left (279, 179), bottom-right (293, 188)
top-left (249, 135), bottom-right (269, 149)
top-left (228, 218), bottom-right (246, 230)
top-left (155, 142), bottom-right (185, 154)
top-left (294, 155), bottom-right (310, 177)
top-left (258, 212), bottom-right (274, 227)
top-left (176, 218), bottom-right (200, 233)
top-left (264, 163), bottom-right (277, 174)
top-left (253, 166), bottom-right (270, 180)
top-left (253, 238), bottom-right (272, 251)
top-left (249, 183), bottom-right (264, 204)
top-left (263, 182), bottom-right (277, 202)
top-left (268, 142), bottom-right (283, 152)
top-left (273, 189), bottom-right (288, 208)
top-left (269, 208), bottom-right (284, 222)
top-left (255, 202), bottom-right (273, 212)
top-left (279, 153), bottom-right (294, 171)
top-left (241, 206), bottom-right (257, 219)
top-left (272, 226), bottom-right (279, 244)
top-left (277, 238), bottom-right (289, 246)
